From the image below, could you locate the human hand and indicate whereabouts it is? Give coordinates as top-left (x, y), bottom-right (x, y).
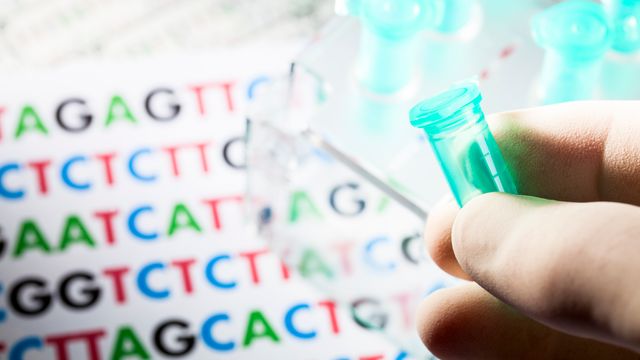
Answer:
top-left (416, 101), bottom-right (640, 359)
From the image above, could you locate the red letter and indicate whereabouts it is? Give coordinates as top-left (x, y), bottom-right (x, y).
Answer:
top-left (171, 258), bottom-right (197, 294)
top-left (103, 267), bottom-right (130, 304)
top-left (194, 142), bottom-right (211, 173)
top-left (318, 300), bottom-right (340, 334)
top-left (188, 82), bottom-right (236, 115)
top-left (94, 210), bottom-right (119, 246)
top-left (189, 85), bottom-right (207, 116)
top-left (161, 145), bottom-right (184, 177)
top-left (95, 153), bottom-right (117, 186)
top-left (278, 248), bottom-right (291, 281)
top-left (281, 261), bottom-right (291, 280)
top-left (202, 196), bottom-right (243, 231)
top-left (360, 356), bottom-right (384, 360)
top-left (45, 330), bottom-right (105, 360)
top-left (0, 107), bottom-right (5, 142)
top-left (218, 82), bottom-right (235, 112)
top-left (392, 292), bottom-right (414, 330)
top-left (27, 160), bottom-right (52, 195)
top-left (332, 242), bottom-right (355, 276)
top-left (238, 249), bottom-right (269, 285)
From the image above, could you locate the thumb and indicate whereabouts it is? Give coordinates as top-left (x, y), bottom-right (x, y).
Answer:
top-left (452, 193), bottom-right (640, 352)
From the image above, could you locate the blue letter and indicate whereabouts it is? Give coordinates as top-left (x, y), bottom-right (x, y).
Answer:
top-left (363, 236), bottom-right (396, 272)
top-left (127, 205), bottom-right (158, 240)
top-left (128, 148), bottom-right (157, 182)
top-left (246, 76), bottom-right (270, 100)
top-left (205, 255), bottom-right (237, 290)
top-left (137, 262), bottom-right (169, 299)
top-left (0, 163), bottom-right (24, 200)
top-left (0, 283), bottom-right (5, 324)
top-left (284, 303), bottom-right (316, 340)
top-left (201, 313), bottom-right (235, 351)
top-left (61, 155), bottom-right (91, 190)
top-left (9, 336), bottom-right (43, 360)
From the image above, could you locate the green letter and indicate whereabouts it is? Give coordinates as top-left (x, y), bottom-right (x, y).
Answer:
top-left (14, 105), bottom-right (49, 139)
top-left (13, 220), bottom-right (51, 258)
top-left (167, 203), bottom-right (202, 237)
top-left (298, 248), bottom-right (333, 279)
top-left (105, 95), bottom-right (138, 127)
top-left (110, 326), bottom-right (150, 360)
top-left (377, 178), bottom-right (408, 213)
top-left (288, 191), bottom-right (322, 223)
top-left (59, 215), bottom-right (96, 251)
top-left (242, 310), bottom-right (280, 347)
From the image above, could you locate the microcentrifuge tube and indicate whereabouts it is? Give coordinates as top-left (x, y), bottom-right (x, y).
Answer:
top-left (532, 0), bottom-right (611, 104)
top-left (532, 1), bottom-right (611, 104)
top-left (603, 0), bottom-right (640, 53)
top-left (432, 0), bottom-right (477, 34)
top-left (409, 82), bottom-right (517, 207)
top-left (336, 0), bottom-right (478, 94)
top-left (356, 0), bottom-right (436, 94)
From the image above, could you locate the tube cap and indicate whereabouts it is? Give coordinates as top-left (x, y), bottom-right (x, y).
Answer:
top-left (532, 1), bottom-right (610, 61)
top-left (605, 0), bottom-right (640, 53)
top-left (409, 82), bottom-right (482, 129)
top-left (359, 0), bottom-right (437, 39)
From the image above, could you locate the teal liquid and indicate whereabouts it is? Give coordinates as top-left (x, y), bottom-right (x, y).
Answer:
top-left (409, 82), bottom-right (517, 207)
top-left (429, 121), bottom-right (516, 206)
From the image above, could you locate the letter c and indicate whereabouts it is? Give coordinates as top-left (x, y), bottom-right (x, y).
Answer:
top-left (284, 303), bottom-right (317, 340)
top-left (61, 155), bottom-right (91, 191)
top-left (201, 313), bottom-right (235, 351)
top-left (364, 236), bottom-right (397, 272)
top-left (128, 148), bottom-right (157, 182)
top-left (0, 163), bottom-right (25, 199)
top-left (205, 255), bottom-right (237, 290)
top-left (137, 262), bottom-right (169, 299)
top-left (127, 205), bottom-right (158, 240)
top-left (9, 336), bottom-right (43, 360)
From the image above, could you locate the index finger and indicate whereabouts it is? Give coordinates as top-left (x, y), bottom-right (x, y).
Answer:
top-left (424, 100), bottom-right (640, 278)
top-left (489, 100), bottom-right (640, 205)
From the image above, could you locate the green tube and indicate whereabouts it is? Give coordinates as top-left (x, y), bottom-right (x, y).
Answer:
top-left (409, 82), bottom-right (517, 206)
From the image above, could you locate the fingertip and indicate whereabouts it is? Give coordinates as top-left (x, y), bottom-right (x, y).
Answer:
top-left (451, 192), bottom-right (500, 249)
top-left (416, 282), bottom-right (640, 360)
top-left (416, 286), bottom-right (472, 359)
top-left (424, 196), bottom-right (469, 279)
top-left (416, 283), bottom-right (509, 359)
top-left (452, 192), bottom-right (501, 229)
top-left (451, 193), bottom-right (523, 268)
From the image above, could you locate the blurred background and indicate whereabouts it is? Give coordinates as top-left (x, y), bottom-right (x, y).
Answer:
top-left (1, 0), bottom-right (638, 359)
top-left (0, 0), bottom-right (333, 69)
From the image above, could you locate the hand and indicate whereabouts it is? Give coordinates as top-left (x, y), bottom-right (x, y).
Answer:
top-left (416, 101), bottom-right (640, 359)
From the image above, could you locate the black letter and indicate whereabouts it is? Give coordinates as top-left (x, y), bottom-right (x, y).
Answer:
top-left (350, 298), bottom-right (387, 330)
top-left (0, 226), bottom-right (6, 260)
top-left (9, 277), bottom-right (52, 316)
top-left (56, 98), bottom-right (93, 132)
top-left (145, 88), bottom-right (181, 121)
top-left (153, 319), bottom-right (196, 356)
top-left (59, 272), bottom-right (100, 310)
top-left (222, 136), bottom-right (245, 169)
top-left (329, 182), bottom-right (366, 216)
top-left (401, 233), bottom-right (425, 265)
